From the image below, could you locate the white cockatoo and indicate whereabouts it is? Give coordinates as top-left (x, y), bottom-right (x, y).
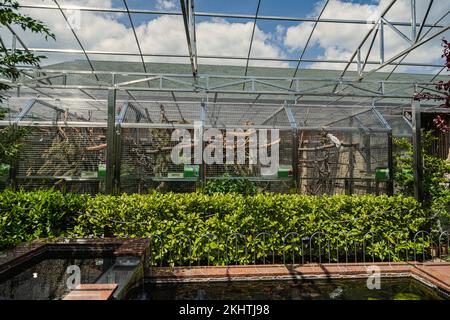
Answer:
top-left (326, 133), bottom-right (342, 148)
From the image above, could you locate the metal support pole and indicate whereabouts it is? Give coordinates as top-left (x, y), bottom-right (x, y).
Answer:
top-left (284, 103), bottom-right (299, 193)
top-left (411, 0), bottom-right (417, 41)
top-left (379, 21), bottom-right (385, 64)
top-left (53, 108), bottom-right (61, 124)
top-left (114, 123), bottom-right (122, 194)
top-left (9, 123), bottom-right (19, 190)
top-left (387, 131), bottom-right (394, 196)
top-left (412, 99), bottom-right (423, 201)
top-left (14, 99), bottom-right (36, 123)
top-left (357, 48), bottom-right (362, 77)
top-left (363, 133), bottom-right (371, 194)
top-left (11, 35), bottom-right (17, 83)
top-left (180, 0), bottom-right (198, 81)
top-left (11, 34), bottom-right (16, 52)
top-left (106, 89), bottom-right (116, 194)
top-left (348, 118), bottom-right (354, 195)
top-left (199, 100), bottom-right (206, 189)
top-left (292, 127), bottom-right (299, 193)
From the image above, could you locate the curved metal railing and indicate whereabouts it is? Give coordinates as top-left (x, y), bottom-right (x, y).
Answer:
top-left (141, 229), bottom-right (448, 267)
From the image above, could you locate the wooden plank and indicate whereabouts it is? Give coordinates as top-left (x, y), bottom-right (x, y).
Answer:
top-left (63, 283), bottom-right (118, 300)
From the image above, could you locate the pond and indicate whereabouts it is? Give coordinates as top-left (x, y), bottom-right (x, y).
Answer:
top-left (0, 252), bottom-right (115, 300)
top-left (127, 278), bottom-right (448, 300)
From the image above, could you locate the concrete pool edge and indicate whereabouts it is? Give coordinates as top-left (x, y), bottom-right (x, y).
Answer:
top-left (0, 238), bottom-right (152, 300)
top-left (144, 262), bottom-right (450, 296)
top-left (0, 238), bottom-right (151, 274)
top-left (2, 241), bottom-right (449, 299)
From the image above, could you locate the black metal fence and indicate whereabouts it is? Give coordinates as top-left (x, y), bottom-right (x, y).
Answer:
top-left (142, 230), bottom-right (449, 267)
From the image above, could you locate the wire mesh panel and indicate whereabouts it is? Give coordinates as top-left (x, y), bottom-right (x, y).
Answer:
top-left (14, 126), bottom-right (107, 194)
top-left (298, 130), bottom-right (343, 195)
top-left (306, 132), bottom-right (391, 195)
top-left (118, 100), bottom-right (199, 193)
top-left (291, 105), bottom-right (373, 128)
top-left (383, 115), bottom-right (412, 138)
top-left (296, 118), bottom-right (390, 195)
top-left (129, 101), bottom-right (200, 124)
top-left (349, 131), bottom-right (390, 195)
top-left (119, 102), bottom-right (295, 194)
top-left (21, 103), bottom-right (57, 122)
top-left (0, 176), bottom-right (7, 191)
top-left (0, 99), bottom-right (21, 122)
top-left (203, 128), bottom-right (293, 193)
top-left (254, 180), bottom-right (293, 193)
top-left (120, 126), bottom-right (198, 193)
top-left (289, 105), bottom-right (391, 195)
top-left (119, 126), bottom-right (294, 193)
top-left (204, 103), bottom-right (290, 127)
top-left (201, 103), bottom-right (294, 193)
top-left (0, 95), bottom-right (406, 196)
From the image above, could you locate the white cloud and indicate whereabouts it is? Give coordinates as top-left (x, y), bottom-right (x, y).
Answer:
top-left (196, 18), bottom-right (287, 67)
top-left (274, 25), bottom-right (286, 44)
top-left (155, 0), bottom-right (176, 10)
top-left (2, 0), bottom-right (448, 72)
top-left (284, 0), bottom-right (450, 72)
top-left (5, 0), bottom-right (287, 67)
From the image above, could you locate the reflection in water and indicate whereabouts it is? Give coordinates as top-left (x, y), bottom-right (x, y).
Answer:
top-left (329, 287), bottom-right (343, 299)
top-left (0, 257), bottom-right (114, 300)
top-left (195, 289), bottom-right (207, 300)
top-left (128, 278), bottom-right (447, 300)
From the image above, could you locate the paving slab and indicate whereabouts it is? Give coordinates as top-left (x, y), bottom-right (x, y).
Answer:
top-left (63, 283), bottom-right (118, 300)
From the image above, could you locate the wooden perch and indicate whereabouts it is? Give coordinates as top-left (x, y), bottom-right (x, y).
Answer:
top-left (146, 146), bottom-right (174, 154)
top-left (85, 143), bottom-right (107, 151)
top-left (298, 143), bottom-right (335, 151)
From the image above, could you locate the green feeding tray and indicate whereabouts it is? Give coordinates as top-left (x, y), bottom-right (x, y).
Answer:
top-left (0, 164), bottom-right (10, 176)
top-left (98, 164), bottom-right (106, 178)
top-left (375, 167), bottom-right (390, 180)
top-left (168, 172), bottom-right (184, 179)
top-left (278, 165), bottom-right (293, 178)
top-left (81, 171), bottom-right (98, 178)
top-left (184, 165), bottom-right (199, 178)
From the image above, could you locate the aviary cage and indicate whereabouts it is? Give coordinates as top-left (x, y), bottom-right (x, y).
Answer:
top-left (0, 94), bottom-right (408, 196)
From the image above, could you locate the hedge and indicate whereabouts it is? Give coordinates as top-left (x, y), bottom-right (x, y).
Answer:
top-left (0, 190), bottom-right (432, 264)
top-left (0, 189), bottom-right (88, 246)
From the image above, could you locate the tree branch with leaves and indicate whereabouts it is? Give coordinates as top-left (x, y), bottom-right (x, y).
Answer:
top-left (413, 39), bottom-right (450, 133)
top-left (0, 0), bottom-right (54, 166)
top-left (0, 0), bottom-right (54, 101)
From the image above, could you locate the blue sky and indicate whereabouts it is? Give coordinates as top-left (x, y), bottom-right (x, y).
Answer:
top-left (112, 0), bottom-right (326, 65)
top-left (115, 1), bottom-right (320, 27)
top-left (8, 0), bottom-right (450, 73)
top-left (104, 0), bottom-right (448, 71)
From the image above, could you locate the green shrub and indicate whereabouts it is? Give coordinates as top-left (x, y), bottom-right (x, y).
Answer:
top-left (0, 190), bottom-right (432, 265)
top-left (204, 174), bottom-right (257, 195)
top-left (0, 188), bottom-right (88, 246)
top-left (394, 131), bottom-right (450, 232)
top-left (73, 193), bottom-right (430, 265)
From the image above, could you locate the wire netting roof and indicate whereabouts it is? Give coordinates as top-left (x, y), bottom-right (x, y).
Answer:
top-left (0, 0), bottom-right (448, 136)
